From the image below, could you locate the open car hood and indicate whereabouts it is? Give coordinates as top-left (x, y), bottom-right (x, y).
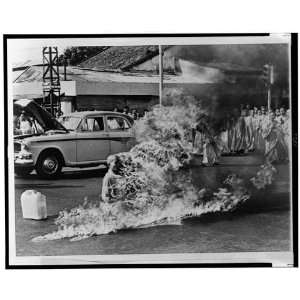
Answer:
top-left (14, 99), bottom-right (67, 132)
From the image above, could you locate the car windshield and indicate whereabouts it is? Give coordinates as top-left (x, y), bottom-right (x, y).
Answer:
top-left (58, 116), bottom-right (81, 130)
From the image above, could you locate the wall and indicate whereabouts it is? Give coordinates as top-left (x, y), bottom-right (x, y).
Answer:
top-left (76, 81), bottom-right (159, 96)
top-left (75, 95), bottom-right (158, 113)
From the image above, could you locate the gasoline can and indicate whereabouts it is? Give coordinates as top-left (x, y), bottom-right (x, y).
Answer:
top-left (20, 190), bottom-right (47, 220)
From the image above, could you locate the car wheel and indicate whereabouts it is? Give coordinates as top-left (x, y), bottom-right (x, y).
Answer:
top-left (36, 151), bottom-right (62, 179)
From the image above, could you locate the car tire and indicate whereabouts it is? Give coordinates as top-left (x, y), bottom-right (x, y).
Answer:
top-left (36, 150), bottom-right (63, 179)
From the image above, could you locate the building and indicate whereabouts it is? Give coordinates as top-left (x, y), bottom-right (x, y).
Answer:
top-left (13, 45), bottom-right (271, 115)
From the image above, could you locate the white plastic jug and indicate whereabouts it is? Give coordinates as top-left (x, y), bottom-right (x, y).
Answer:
top-left (20, 190), bottom-right (47, 220)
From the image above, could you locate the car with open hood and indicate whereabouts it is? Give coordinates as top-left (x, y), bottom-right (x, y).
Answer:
top-left (13, 99), bottom-right (135, 178)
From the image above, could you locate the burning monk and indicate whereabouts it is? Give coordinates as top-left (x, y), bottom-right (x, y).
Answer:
top-left (101, 155), bottom-right (126, 203)
top-left (261, 112), bottom-right (288, 163)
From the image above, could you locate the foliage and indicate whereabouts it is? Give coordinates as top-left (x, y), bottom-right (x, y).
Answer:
top-left (58, 47), bottom-right (107, 66)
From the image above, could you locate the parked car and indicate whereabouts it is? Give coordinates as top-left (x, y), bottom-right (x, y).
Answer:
top-left (13, 99), bottom-right (135, 178)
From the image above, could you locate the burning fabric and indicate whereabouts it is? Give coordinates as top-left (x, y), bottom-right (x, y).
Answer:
top-left (33, 151), bottom-right (251, 242)
top-left (31, 90), bottom-right (277, 242)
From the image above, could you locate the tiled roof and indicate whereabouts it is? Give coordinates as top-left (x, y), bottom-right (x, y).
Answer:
top-left (77, 46), bottom-right (159, 71)
top-left (12, 59), bottom-right (43, 70)
top-left (13, 66), bottom-right (217, 84)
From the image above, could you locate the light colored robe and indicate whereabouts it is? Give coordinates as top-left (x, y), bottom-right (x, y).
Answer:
top-left (255, 115), bottom-right (266, 153)
top-left (193, 131), bottom-right (204, 154)
top-left (244, 115), bottom-right (255, 151)
top-left (202, 136), bottom-right (221, 165)
top-left (230, 117), bottom-right (247, 152)
top-left (101, 170), bottom-right (124, 202)
top-left (261, 119), bottom-right (288, 163)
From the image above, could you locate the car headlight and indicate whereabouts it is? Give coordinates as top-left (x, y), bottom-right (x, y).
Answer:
top-left (17, 142), bottom-right (32, 160)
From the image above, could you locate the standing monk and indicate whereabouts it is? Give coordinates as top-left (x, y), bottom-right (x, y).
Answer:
top-left (244, 109), bottom-right (255, 152)
top-left (230, 109), bottom-right (247, 154)
top-left (261, 112), bottom-right (288, 163)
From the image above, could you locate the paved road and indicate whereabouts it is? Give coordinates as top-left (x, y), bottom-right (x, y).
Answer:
top-left (14, 161), bottom-right (291, 257)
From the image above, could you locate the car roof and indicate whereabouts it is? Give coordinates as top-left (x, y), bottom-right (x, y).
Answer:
top-left (62, 111), bottom-right (132, 119)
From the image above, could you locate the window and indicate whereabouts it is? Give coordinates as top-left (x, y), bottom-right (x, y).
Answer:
top-left (107, 116), bottom-right (130, 131)
top-left (59, 116), bottom-right (81, 131)
top-left (78, 117), bottom-right (104, 132)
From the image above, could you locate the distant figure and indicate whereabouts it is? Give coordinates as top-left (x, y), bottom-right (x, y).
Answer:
top-left (230, 109), bottom-right (247, 153)
top-left (275, 107), bottom-right (285, 125)
top-left (19, 111), bottom-right (33, 135)
top-left (130, 109), bottom-right (139, 120)
top-left (123, 106), bottom-right (130, 115)
top-left (13, 115), bottom-right (21, 135)
top-left (56, 109), bottom-right (63, 119)
top-left (194, 115), bottom-right (221, 165)
top-left (262, 112), bottom-right (288, 163)
top-left (245, 104), bottom-right (251, 116)
top-left (192, 117), bottom-right (205, 155)
top-left (143, 109), bottom-right (149, 117)
top-left (255, 110), bottom-right (266, 153)
top-left (113, 106), bottom-right (119, 112)
top-left (253, 106), bottom-right (258, 116)
top-left (202, 136), bottom-right (221, 166)
top-left (219, 113), bottom-right (231, 154)
top-left (244, 109), bottom-right (255, 152)
top-left (281, 108), bottom-right (290, 151)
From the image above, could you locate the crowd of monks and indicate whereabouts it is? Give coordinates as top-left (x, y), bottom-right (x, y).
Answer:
top-left (192, 106), bottom-right (290, 166)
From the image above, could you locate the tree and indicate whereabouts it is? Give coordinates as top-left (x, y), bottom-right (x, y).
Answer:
top-left (58, 46), bottom-right (108, 66)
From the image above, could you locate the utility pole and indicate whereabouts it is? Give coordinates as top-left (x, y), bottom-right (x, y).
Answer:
top-left (158, 45), bottom-right (163, 106)
top-left (262, 64), bottom-right (274, 111)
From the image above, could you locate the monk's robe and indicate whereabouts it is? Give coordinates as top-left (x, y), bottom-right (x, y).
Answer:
top-left (252, 115), bottom-right (260, 151)
top-left (255, 115), bottom-right (266, 153)
top-left (230, 116), bottom-right (247, 152)
top-left (219, 118), bottom-right (231, 154)
top-left (244, 115), bottom-right (255, 151)
top-left (193, 131), bottom-right (205, 154)
top-left (281, 116), bottom-right (290, 153)
top-left (202, 135), bottom-right (221, 166)
top-left (228, 117), bottom-right (236, 152)
top-left (219, 130), bottom-right (230, 154)
top-left (261, 119), bottom-right (288, 163)
top-left (101, 169), bottom-right (124, 202)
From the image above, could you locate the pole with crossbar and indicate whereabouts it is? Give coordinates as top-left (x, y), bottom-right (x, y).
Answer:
top-left (159, 45), bottom-right (163, 106)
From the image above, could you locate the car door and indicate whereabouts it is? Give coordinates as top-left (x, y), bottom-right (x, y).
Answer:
top-left (105, 115), bottom-right (134, 155)
top-left (76, 116), bottom-right (110, 162)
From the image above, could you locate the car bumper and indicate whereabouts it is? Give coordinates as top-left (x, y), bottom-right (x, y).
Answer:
top-left (14, 158), bottom-right (34, 167)
top-left (14, 151), bottom-right (35, 168)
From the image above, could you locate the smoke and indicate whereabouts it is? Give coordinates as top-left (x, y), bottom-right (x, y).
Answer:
top-left (169, 44), bottom-right (289, 88)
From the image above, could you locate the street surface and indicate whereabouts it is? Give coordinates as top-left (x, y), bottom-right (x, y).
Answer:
top-left (14, 159), bottom-right (291, 257)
